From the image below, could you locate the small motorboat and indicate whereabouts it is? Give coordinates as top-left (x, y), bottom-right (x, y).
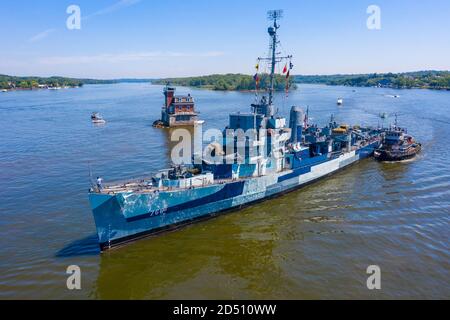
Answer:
top-left (337, 98), bottom-right (343, 105)
top-left (91, 112), bottom-right (106, 124)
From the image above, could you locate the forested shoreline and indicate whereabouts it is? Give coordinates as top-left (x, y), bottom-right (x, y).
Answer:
top-left (152, 73), bottom-right (296, 91)
top-left (293, 71), bottom-right (450, 90)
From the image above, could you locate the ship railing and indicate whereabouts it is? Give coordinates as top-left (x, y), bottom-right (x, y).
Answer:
top-left (384, 148), bottom-right (415, 157)
top-left (329, 151), bottom-right (344, 159)
top-left (101, 174), bottom-right (155, 190)
top-left (100, 174), bottom-right (226, 194)
top-left (214, 178), bottom-right (242, 184)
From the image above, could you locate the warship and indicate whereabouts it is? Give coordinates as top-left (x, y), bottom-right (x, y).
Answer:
top-left (88, 11), bottom-right (384, 251)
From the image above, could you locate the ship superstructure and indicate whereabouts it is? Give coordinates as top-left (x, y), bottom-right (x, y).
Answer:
top-left (89, 11), bottom-right (384, 250)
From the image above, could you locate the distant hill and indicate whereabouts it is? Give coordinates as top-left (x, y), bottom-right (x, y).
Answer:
top-left (152, 73), bottom-right (296, 91)
top-left (293, 71), bottom-right (450, 90)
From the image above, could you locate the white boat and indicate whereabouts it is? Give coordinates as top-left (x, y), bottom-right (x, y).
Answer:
top-left (1, 89), bottom-right (7, 92)
top-left (337, 98), bottom-right (344, 105)
top-left (91, 112), bottom-right (106, 124)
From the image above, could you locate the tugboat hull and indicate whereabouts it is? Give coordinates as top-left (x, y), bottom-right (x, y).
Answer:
top-left (374, 144), bottom-right (421, 162)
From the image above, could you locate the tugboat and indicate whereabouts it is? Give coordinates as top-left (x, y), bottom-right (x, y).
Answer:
top-left (375, 116), bottom-right (421, 161)
top-left (91, 112), bottom-right (106, 124)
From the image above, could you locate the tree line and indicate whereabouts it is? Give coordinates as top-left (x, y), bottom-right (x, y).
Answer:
top-left (0, 74), bottom-right (116, 90)
top-left (153, 73), bottom-right (296, 91)
top-left (293, 71), bottom-right (450, 90)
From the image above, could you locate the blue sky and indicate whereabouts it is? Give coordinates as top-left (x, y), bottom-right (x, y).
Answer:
top-left (1, 0), bottom-right (450, 78)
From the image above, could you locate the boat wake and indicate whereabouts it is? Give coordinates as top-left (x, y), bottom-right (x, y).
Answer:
top-left (380, 156), bottom-right (418, 164)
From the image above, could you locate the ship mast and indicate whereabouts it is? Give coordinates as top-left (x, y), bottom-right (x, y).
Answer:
top-left (259, 10), bottom-right (292, 111)
top-left (268, 10), bottom-right (280, 106)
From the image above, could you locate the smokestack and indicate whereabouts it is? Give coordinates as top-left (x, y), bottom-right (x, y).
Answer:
top-left (289, 106), bottom-right (304, 143)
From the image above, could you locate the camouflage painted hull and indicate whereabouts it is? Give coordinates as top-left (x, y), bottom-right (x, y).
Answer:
top-left (89, 142), bottom-right (379, 251)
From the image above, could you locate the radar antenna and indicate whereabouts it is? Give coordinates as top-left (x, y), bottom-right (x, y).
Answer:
top-left (267, 9), bottom-right (283, 22)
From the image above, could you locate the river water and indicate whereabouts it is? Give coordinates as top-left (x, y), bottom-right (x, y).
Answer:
top-left (0, 83), bottom-right (449, 299)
